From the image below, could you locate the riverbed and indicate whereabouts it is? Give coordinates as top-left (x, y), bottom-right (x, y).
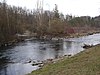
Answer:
top-left (0, 33), bottom-right (100, 75)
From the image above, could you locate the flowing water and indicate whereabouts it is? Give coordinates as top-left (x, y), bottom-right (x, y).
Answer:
top-left (0, 33), bottom-right (100, 75)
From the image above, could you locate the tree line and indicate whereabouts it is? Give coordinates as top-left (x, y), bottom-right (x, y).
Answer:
top-left (0, 1), bottom-right (100, 45)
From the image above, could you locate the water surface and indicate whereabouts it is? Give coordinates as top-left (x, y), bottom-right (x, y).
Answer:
top-left (0, 33), bottom-right (100, 75)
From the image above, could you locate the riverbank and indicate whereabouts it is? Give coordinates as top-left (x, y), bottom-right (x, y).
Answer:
top-left (67, 30), bottom-right (100, 38)
top-left (0, 30), bottom-right (100, 48)
top-left (0, 34), bottom-right (33, 48)
top-left (34, 30), bottom-right (100, 40)
top-left (28, 44), bottom-right (100, 75)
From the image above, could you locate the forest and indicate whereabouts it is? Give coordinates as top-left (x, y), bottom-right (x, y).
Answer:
top-left (0, 1), bottom-right (100, 46)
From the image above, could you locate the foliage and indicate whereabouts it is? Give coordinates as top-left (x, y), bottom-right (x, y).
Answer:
top-left (0, 1), bottom-right (100, 44)
top-left (48, 18), bottom-right (65, 35)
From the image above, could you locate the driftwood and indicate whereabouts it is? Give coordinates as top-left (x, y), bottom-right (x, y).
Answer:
top-left (83, 44), bottom-right (93, 49)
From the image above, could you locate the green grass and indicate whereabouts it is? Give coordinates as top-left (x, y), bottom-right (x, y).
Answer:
top-left (28, 45), bottom-right (100, 75)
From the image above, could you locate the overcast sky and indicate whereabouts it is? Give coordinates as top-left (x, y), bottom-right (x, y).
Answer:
top-left (4, 0), bottom-right (100, 17)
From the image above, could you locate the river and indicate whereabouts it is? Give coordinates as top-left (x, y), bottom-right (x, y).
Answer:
top-left (0, 33), bottom-right (100, 75)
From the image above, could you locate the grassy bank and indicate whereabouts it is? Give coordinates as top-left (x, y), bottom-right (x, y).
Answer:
top-left (28, 44), bottom-right (100, 75)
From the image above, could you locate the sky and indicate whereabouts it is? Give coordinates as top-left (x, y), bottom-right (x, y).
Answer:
top-left (2, 0), bottom-right (100, 17)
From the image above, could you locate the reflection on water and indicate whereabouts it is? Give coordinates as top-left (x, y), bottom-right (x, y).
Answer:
top-left (0, 33), bottom-right (100, 75)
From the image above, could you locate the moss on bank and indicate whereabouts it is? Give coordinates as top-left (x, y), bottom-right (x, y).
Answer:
top-left (28, 44), bottom-right (100, 75)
